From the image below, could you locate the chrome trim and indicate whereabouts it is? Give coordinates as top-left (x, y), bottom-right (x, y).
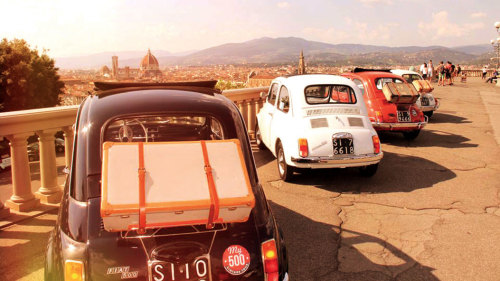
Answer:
top-left (332, 132), bottom-right (353, 139)
top-left (291, 152), bottom-right (383, 164)
top-left (371, 121), bottom-right (426, 129)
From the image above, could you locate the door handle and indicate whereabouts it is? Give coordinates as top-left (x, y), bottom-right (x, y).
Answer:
top-left (268, 112), bottom-right (274, 116)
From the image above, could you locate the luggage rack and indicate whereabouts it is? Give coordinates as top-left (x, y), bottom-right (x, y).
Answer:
top-left (119, 223), bottom-right (228, 239)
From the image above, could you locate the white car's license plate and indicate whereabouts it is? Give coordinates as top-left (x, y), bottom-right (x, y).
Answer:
top-left (397, 111), bottom-right (411, 122)
top-left (333, 138), bottom-right (354, 155)
top-left (150, 257), bottom-right (210, 281)
top-left (421, 97), bottom-right (429, 106)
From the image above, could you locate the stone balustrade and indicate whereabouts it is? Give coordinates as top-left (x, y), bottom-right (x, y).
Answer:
top-left (462, 69), bottom-right (495, 77)
top-left (0, 87), bottom-right (268, 217)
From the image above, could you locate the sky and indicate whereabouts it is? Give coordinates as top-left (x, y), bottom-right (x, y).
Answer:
top-left (1, 0), bottom-right (499, 58)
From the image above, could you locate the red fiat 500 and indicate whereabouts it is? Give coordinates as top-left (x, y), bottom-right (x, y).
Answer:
top-left (342, 68), bottom-right (427, 140)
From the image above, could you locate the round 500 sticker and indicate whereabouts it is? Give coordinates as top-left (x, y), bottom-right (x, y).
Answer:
top-left (222, 245), bottom-right (251, 275)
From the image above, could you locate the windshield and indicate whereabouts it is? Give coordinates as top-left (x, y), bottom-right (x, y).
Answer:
top-left (305, 85), bottom-right (357, 105)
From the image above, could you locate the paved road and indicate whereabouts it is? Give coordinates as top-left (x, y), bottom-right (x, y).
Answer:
top-left (0, 78), bottom-right (499, 280)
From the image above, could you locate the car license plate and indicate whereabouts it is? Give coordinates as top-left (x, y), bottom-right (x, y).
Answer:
top-left (333, 138), bottom-right (354, 155)
top-left (150, 257), bottom-right (210, 281)
top-left (397, 111), bottom-right (411, 122)
top-left (421, 97), bottom-right (429, 106)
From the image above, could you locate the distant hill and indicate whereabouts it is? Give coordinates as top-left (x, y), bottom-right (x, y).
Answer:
top-left (54, 37), bottom-right (491, 69)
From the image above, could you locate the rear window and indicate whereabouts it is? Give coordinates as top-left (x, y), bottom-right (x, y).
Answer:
top-left (375, 78), bottom-right (405, 90)
top-left (305, 85), bottom-right (357, 105)
top-left (402, 74), bottom-right (422, 83)
top-left (103, 114), bottom-right (225, 143)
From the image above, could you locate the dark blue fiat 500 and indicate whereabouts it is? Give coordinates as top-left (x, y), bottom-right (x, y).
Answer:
top-left (45, 81), bottom-right (288, 281)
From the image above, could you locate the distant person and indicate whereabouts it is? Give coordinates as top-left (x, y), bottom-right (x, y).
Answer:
top-left (428, 60), bottom-right (434, 82)
top-left (421, 63), bottom-right (428, 79)
top-left (485, 69), bottom-right (498, 84)
top-left (482, 66), bottom-right (487, 80)
top-left (419, 63), bottom-right (426, 75)
top-left (457, 64), bottom-right (462, 76)
top-left (409, 65), bottom-right (416, 72)
top-left (437, 61), bottom-right (445, 86)
top-left (445, 61), bottom-right (452, 85)
top-left (451, 63), bottom-right (456, 84)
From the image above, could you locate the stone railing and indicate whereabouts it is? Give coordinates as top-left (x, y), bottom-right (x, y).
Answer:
top-left (0, 87), bottom-right (268, 217)
top-left (462, 69), bottom-right (495, 77)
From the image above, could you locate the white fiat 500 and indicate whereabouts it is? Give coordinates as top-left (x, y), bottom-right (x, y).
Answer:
top-left (256, 74), bottom-right (383, 181)
top-left (391, 69), bottom-right (440, 118)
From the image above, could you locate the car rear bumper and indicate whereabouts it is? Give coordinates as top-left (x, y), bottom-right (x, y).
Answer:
top-left (291, 152), bottom-right (383, 168)
top-left (371, 121), bottom-right (426, 130)
top-left (419, 105), bottom-right (435, 112)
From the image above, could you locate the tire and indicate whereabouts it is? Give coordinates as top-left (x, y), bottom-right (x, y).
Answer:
top-left (255, 124), bottom-right (266, 150)
top-left (277, 142), bottom-right (294, 181)
top-left (403, 130), bottom-right (420, 140)
top-left (359, 163), bottom-right (378, 177)
top-left (424, 111), bottom-right (433, 118)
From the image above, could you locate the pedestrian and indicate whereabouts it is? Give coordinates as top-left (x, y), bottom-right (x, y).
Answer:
top-left (421, 63), bottom-right (428, 79)
top-left (428, 60), bottom-right (434, 82)
top-left (482, 66), bottom-right (487, 80)
top-left (451, 63), bottom-right (456, 84)
top-left (437, 61), bottom-right (445, 86)
top-left (419, 62), bottom-right (426, 76)
top-left (445, 61), bottom-right (452, 85)
top-left (485, 69), bottom-right (498, 84)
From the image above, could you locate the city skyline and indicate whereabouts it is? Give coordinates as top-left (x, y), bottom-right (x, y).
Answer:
top-left (1, 0), bottom-right (498, 58)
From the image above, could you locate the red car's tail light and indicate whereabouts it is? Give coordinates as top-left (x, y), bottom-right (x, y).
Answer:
top-left (298, 138), bottom-right (308, 157)
top-left (65, 260), bottom-right (84, 281)
top-left (261, 239), bottom-right (279, 281)
top-left (372, 135), bottom-right (381, 154)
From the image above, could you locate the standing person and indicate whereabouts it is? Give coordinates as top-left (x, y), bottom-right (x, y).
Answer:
top-left (482, 66), bottom-right (487, 80)
top-left (437, 61), bottom-right (445, 86)
top-left (445, 62), bottom-right (452, 86)
top-left (450, 63), bottom-right (456, 85)
top-left (421, 63), bottom-right (428, 79)
top-left (428, 60), bottom-right (434, 82)
top-left (419, 62), bottom-right (426, 76)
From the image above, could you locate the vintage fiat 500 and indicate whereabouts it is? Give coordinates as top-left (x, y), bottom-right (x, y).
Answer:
top-left (390, 69), bottom-right (440, 118)
top-left (255, 74), bottom-right (383, 181)
top-left (342, 69), bottom-right (427, 140)
top-left (45, 81), bottom-right (288, 281)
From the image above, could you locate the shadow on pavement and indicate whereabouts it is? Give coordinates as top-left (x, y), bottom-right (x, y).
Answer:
top-left (269, 201), bottom-right (439, 281)
top-left (0, 208), bottom-right (57, 280)
top-left (379, 129), bottom-right (477, 149)
top-left (291, 151), bottom-right (456, 194)
top-left (253, 147), bottom-right (275, 169)
top-left (428, 112), bottom-right (471, 124)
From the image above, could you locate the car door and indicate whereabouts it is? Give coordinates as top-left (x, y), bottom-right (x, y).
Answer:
top-left (269, 84), bottom-right (291, 155)
top-left (260, 83), bottom-right (279, 147)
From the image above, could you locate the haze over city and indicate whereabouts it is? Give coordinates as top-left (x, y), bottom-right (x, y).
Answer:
top-left (1, 0), bottom-right (498, 58)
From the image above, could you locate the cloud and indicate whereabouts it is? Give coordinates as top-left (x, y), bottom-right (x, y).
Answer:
top-left (470, 12), bottom-right (486, 19)
top-left (357, 0), bottom-right (393, 6)
top-left (418, 11), bottom-right (484, 40)
top-left (276, 2), bottom-right (290, 8)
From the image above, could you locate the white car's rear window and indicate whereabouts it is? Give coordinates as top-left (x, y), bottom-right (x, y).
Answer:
top-left (305, 85), bottom-right (357, 105)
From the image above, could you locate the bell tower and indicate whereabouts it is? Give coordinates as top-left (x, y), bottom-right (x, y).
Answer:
top-left (298, 50), bottom-right (306, 75)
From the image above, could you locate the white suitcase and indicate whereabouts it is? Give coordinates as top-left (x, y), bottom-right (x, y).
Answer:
top-left (101, 139), bottom-right (255, 233)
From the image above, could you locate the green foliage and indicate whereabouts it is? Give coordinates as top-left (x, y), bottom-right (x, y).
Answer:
top-left (0, 38), bottom-right (64, 112)
top-left (215, 80), bottom-right (246, 91)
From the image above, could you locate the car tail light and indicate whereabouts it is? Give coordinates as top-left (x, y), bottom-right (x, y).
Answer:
top-left (372, 135), bottom-right (381, 154)
top-left (261, 239), bottom-right (279, 281)
top-left (65, 260), bottom-right (84, 281)
top-left (375, 111), bottom-right (383, 122)
top-left (298, 138), bottom-right (308, 157)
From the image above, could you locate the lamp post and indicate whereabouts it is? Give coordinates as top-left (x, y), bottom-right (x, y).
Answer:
top-left (492, 22), bottom-right (500, 87)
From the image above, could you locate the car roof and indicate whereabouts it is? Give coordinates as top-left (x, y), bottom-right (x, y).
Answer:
top-left (343, 71), bottom-right (403, 80)
top-left (273, 74), bottom-right (355, 88)
top-left (391, 69), bottom-right (421, 76)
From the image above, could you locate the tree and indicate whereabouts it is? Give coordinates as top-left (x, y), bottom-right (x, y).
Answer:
top-left (0, 38), bottom-right (64, 112)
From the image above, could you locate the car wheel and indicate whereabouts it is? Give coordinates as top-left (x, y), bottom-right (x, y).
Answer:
top-left (403, 130), bottom-right (420, 140)
top-left (255, 124), bottom-right (266, 150)
top-left (424, 111), bottom-right (433, 118)
top-left (359, 163), bottom-right (378, 177)
top-left (277, 142), bottom-right (294, 181)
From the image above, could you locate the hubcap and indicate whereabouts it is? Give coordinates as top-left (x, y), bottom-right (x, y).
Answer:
top-left (278, 148), bottom-right (285, 175)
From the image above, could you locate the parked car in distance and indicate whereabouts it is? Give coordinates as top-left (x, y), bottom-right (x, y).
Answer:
top-left (27, 138), bottom-right (65, 162)
top-left (390, 69), bottom-right (439, 118)
top-left (0, 140), bottom-right (11, 172)
top-left (45, 81), bottom-right (288, 281)
top-left (342, 68), bottom-right (427, 140)
top-left (256, 74), bottom-right (383, 181)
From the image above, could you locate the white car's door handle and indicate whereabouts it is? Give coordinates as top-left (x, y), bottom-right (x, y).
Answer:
top-left (268, 112), bottom-right (274, 116)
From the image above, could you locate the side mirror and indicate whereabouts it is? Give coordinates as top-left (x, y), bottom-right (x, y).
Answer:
top-left (260, 92), bottom-right (268, 99)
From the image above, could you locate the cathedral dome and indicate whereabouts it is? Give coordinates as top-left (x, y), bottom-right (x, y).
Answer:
top-left (140, 49), bottom-right (159, 70)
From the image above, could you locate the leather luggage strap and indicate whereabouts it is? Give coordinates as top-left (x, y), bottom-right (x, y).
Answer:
top-left (138, 142), bottom-right (147, 234)
top-left (201, 140), bottom-right (220, 229)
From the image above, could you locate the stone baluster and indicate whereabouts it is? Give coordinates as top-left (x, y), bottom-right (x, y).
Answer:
top-left (35, 129), bottom-right (62, 203)
top-left (5, 133), bottom-right (39, 211)
top-left (247, 99), bottom-right (257, 138)
top-left (62, 126), bottom-right (74, 169)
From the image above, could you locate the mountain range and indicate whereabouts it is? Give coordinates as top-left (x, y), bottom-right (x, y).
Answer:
top-left (54, 37), bottom-right (493, 69)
